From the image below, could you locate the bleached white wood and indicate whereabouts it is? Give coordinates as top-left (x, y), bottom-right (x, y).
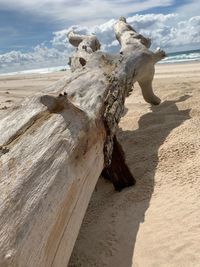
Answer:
top-left (0, 17), bottom-right (165, 267)
top-left (0, 69), bottom-right (106, 267)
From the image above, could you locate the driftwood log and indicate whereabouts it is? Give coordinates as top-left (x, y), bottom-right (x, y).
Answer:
top-left (0, 17), bottom-right (165, 266)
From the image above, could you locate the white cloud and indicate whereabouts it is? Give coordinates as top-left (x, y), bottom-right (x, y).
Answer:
top-left (0, 0), bottom-right (174, 24)
top-left (0, 45), bottom-right (69, 73)
top-left (0, 13), bottom-right (200, 73)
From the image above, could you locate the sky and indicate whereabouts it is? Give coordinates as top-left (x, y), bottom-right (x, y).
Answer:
top-left (0, 0), bottom-right (200, 73)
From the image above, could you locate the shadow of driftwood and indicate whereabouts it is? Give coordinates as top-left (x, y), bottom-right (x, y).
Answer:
top-left (114, 95), bottom-right (191, 266)
top-left (69, 95), bottom-right (191, 267)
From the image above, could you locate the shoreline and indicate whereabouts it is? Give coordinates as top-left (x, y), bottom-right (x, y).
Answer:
top-left (158, 59), bottom-right (200, 65)
top-left (1, 61), bottom-right (199, 113)
top-left (0, 60), bottom-right (200, 77)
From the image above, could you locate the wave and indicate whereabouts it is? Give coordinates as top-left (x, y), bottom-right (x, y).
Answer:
top-left (1, 50), bottom-right (200, 75)
top-left (0, 65), bottom-right (69, 76)
top-left (160, 50), bottom-right (200, 64)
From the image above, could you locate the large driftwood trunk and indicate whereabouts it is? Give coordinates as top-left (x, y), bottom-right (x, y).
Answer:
top-left (0, 17), bottom-right (165, 266)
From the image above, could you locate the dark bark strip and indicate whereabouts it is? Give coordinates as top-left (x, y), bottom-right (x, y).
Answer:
top-left (102, 135), bottom-right (136, 191)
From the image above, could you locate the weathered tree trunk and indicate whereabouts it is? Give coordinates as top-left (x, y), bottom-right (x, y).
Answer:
top-left (0, 17), bottom-right (165, 266)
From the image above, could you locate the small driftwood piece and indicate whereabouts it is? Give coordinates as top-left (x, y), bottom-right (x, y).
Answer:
top-left (0, 17), bottom-right (165, 266)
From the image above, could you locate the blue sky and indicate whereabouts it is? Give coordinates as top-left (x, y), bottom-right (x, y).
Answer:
top-left (0, 0), bottom-right (199, 73)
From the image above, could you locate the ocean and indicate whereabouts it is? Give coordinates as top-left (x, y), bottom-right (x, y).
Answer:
top-left (0, 49), bottom-right (199, 76)
top-left (160, 49), bottom-right (200, 64)
top-left (0, 66), bottom-right (69, 76)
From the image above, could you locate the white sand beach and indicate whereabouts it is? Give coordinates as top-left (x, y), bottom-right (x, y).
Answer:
top-left (69, 62), bottom-right (200, 267)
top-left (0, 62), bottom-right (200, 267)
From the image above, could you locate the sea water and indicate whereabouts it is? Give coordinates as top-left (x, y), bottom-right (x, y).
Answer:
top-left (160, 49), bottom-right (200, 64)
top-left (0, 65), bottom-right (69, 76)
top-left (0, 49), bottom-right (200, 75)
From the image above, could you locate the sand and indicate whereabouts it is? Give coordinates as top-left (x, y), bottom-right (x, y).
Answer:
top-left (0, 72), bottom-right (65, 111)
top-left (1, 63), bottom-right (200, 266)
